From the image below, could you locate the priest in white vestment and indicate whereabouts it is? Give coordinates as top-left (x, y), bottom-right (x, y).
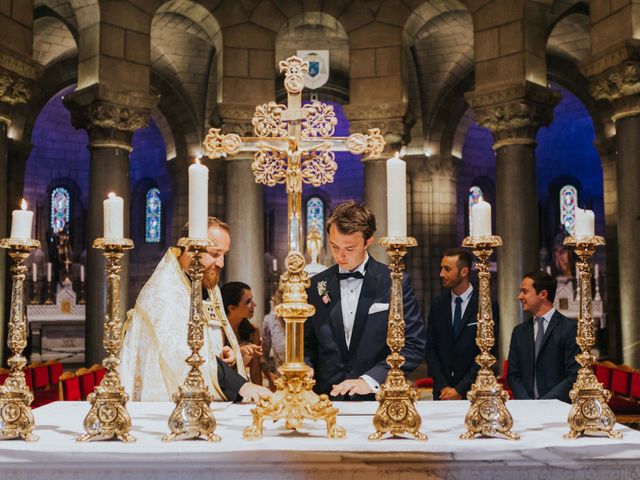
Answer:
top-left (120, 217), bottom-right (271, 402)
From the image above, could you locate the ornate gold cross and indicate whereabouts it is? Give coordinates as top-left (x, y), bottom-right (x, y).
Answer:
top-left (202, 56), bottom-right (384, 439)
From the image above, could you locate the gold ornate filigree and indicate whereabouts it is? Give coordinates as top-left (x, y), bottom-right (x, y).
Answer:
top-left (252, 102), bottom-right (288, 137)
top-left (302, 102), bottom-right (337, 137)
top-left (279, 56), bottom-right (308, 95)
top-left (203, 128), bottom-right (242, 158)
top-left (563, 236), bottom-right (621, 439)
top-left (77, 238), bottom-right (135, 443)
top-left (163, 238), bottom-right (220, 442)
top-left (346, 128), bottom-right (385, 158)
top-left (0, 238), bottom-right (40, 442)
top-left (369, 237), bottom-right (426, 441)
top-left (459, 236), bottom-right (519, 441)
top-left (251, 147), bottom-right (287, 186)
top-left (301, 147), bottom-right (337, 187)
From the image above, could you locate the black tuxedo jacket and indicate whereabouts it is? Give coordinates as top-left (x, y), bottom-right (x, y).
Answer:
top-left (507, 311), bottom-right (579, 402)
top-left (425, 288), bottom-right (498, 400)
top-left (304, 257), bottom-right (425, 400)
top-left (218, 357), bottom-right (247, 402)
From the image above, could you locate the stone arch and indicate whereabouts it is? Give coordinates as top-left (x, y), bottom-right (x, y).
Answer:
top-left (33, 14), bottom-right (78, 67)
top-left (275, 11), bottom-right (349, 103)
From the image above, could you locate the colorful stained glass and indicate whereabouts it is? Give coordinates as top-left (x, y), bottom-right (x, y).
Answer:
top-left (50, 187), bottom-right (70, 233)
top-left (468, 186), bottom-right (484, 234)
top-left (560, 185), bottom-right (578, 235)
top-left (306, 197), bottom-right (324, 244)
top-left (145, 188), bottom-right (161, 243)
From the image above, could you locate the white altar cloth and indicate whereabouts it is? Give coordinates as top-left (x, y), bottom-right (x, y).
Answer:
top-left (1, 400), bottom-right (639, 479)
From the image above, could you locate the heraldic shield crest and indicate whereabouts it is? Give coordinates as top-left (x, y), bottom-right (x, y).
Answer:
top-left (297, 50), bottom-right (329, 90)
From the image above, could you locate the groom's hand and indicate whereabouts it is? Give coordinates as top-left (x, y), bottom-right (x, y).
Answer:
top-left (221, 346), bottom-right (236, 366)
top-left (238, 382), bottom-right (272, 402)
top-left (330, 378), bottom-right (372, 397)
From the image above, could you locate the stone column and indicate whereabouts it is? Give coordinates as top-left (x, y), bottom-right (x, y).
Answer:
top-left (467, 83), bottom-right (559, 362)
top-left (344, 103), bottom-right (407, 262)
top-left (589, 61), bottom-right (640, 366)
top-left (0, 70), bottom-right (32, 362)
top-left (596, 137), bottom-right (621, 362)
top-left (224, 154), bottom-right (265, 326)
top-left (65, 88), bottom-right (154, 364)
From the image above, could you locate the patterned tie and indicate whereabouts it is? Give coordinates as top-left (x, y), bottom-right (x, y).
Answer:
top-left (533, 316), bottom-right (545, 398)
top-left (452, 296), bottom-right (463, 338)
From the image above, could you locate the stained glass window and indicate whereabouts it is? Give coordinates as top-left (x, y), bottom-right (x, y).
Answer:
top-left (306, 197), bottom-right (324, 244)
top-left (468, 186), bottom-right (484, 234)
top-left (50, 187), bottom-right (70, 233)
top-left (560, 185), bottom-right (578, 235)
top-left (145, 188), bottom-right (161, 243)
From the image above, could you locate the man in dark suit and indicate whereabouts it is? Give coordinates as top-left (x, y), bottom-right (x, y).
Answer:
top-left (425, 248), bottom-right (496, 400)
top-left (304, 201), bottom-right (425, 400)
top-left (507, 271), bottom-right (579, 402)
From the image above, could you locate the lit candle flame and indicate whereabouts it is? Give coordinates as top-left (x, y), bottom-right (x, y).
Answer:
top-left (394, 151), bottom-right (400, 159)
top-left (20, 199), bottom-right (27, 210)
top-left (195, 156), bottom-right (202, 165)
top-left (108, 192), bottom-right (116, 199)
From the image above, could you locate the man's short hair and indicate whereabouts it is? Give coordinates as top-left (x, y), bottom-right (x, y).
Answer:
top-left (326, 200), bottom-right (376, 241)
top-left (442, 248), bottom-right (472, 272)
top-left (523, 270), bottom-right (557, 303)
top-left (180, 216), bottom-right (230, 239)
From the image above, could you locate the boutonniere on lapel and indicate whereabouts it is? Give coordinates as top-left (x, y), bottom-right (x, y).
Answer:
top-left (317, 280), bottom-right (330, 304)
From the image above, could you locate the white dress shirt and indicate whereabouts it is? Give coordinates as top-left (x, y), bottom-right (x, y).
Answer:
top-left (338, 253), bottom-right (378, 393)
top-left (451, 284), bottom-right (474, 326)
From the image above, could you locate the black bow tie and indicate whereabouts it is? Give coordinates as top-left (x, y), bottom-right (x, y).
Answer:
top-left (337, 270), bottom-right (365, 280)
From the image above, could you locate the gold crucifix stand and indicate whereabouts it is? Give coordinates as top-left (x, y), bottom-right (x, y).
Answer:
top-left (203, 56), bottom-right (385, 439)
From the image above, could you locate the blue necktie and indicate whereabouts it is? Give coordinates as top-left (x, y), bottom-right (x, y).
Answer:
top-left (452, 296), bottom-right (463, 337)
top-left (534, 317), bottom-right (545, 398)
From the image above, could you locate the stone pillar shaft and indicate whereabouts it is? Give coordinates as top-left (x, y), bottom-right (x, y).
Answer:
top-left (225, 156), bottom-right (265, 326)
top-left (614, 115), bottom-right (640, 365)
top-left (86, 147), bottom-right (131, 364)
top-left (495, 144), bottom-right (539, 360)
top-left (0, 122), bottom-right (7, 362)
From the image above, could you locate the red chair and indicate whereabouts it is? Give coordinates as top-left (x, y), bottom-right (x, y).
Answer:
top-left (0, 367), bottom-right (9, 386)
top-left (76, 368), bottom-right (95, 400)
top-left (47, 360), bottom-right (64, 385)
top-left (594, 362), bottom-right (613, 389)
top-left (89, 364), bottom-right (106, 387)
top-left (30, 363), bottom-right (50, 390)
top-left (58, 372), bottom-right (81, 401)
top-left (630, 371), bottom-right (640, 401)
top-left (611, 366), bottom-right (633, 398)
top-left (414, 377), bottom-right (434, 389)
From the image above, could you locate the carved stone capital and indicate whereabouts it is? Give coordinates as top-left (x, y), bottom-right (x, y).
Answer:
top-left (64, 85), bottom-right (156, 149)
top-left (0, 69), bottom-right (31, 106)
top-left (343, 102), bottom-right (408, 148)
top-left (589, 61), bottom-right (640, 120)
top-left (466, 82), bottom-right (560, 148)
top-left (212, 103), bottom-right (256, 136)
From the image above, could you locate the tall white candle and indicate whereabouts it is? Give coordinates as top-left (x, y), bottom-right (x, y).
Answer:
top-left (272, 258), bottom-right (278, 272)
top-left (80, 265), bottom-right (85, 283)
top-left (471, 200), bottom-right (492, 237)
top-left (594, 263), bottom-right (599, 279)
top-left (10, 199), bottom-right (33, 239)
top-left (575, 208), bottom-right (595, 237)
top-left (103, 192), bottom-right (124, 240)
top-left (32, 263), bottom-right (37, 282)
top-left (386, 152), bottom-right (407, 237)
top-left (47, 262), bottom-right (52, 282)
top-left (188, 158), bottom-right (209, 238)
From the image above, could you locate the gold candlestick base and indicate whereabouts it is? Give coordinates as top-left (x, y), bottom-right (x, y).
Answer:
top-left (0, 238), bottom-right (41, 442)
top-left (243, 252), bottom-right (345, 440)
top-left (460, 236), bottom-right (519, 441)
top-left (563, 236), bottom-right (621, 440)
top-left (77, 238), bottom-right (135, 443)
top-left (163, 238), bottom-right (220, 442)
top-left (369, 237), bottom-right (426, 441)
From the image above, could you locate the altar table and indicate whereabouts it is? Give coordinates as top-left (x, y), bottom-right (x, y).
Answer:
top-left (1, 400), bottom-right (639, 479)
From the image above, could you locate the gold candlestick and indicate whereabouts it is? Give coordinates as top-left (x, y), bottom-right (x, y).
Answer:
top-left (43, 279), bottom-right (53, 304)
top-left (29, 279), bottom-right (39, 305)
top-left (563, 235), bottom-right (621, 439)
top-left (77, 238), bottom-right (135, 443)
top-left (0, 237), bottom-right (40, 441)
top-left (460, 235), bottom-right (519, 440)
top-left (369, 236), bottom-right (426, 441)
top-left (163, 238), bottom-right (221, 442)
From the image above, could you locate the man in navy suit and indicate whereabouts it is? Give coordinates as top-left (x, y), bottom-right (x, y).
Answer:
top-left (304, 201), bottom-right (425, 400)
top-left (507, 271), bottom-right (579, 402)
top-left (425, 248), bottom-right (496, 400)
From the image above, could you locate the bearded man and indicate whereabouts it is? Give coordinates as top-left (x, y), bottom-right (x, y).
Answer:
top-left (119, 217), bottom-right (270, 402)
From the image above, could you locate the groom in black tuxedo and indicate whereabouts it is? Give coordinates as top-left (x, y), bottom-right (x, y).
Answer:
top-left (304, 200), bottom-right (425, 400)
